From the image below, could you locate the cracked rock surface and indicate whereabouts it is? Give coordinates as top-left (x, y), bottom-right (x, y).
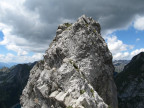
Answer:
top-left (20, 15), bottom-right (118, 108)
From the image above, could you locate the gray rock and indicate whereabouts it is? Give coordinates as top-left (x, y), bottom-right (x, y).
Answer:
top-left (21, 15), bottom-right (118, 108)
top-left (115, 52), bottom-right (144, 108)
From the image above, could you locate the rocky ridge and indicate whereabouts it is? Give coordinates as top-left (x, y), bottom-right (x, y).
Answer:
top-left (115, 52), bottom-right (144, 108)
top-left (21, 15), bottom-right (118, 108)
top-left (0, 62), bottom-right (36, 108)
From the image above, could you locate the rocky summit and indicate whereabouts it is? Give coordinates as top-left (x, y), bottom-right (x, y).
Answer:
top-left (20, 15), bottom-right (118, 108)
top-left (115, 52), bottom-right (144, 108)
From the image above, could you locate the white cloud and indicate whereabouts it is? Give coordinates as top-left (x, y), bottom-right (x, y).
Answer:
top-left (0, 0), bottom-right (144, 63)
top-left (106, 35), bottom-right (134, 54)
top-left (5, 43), bottom-right (28, 56)
top-left (0, 22), bottom-right (47, 56)
top-left (105, 35), bottom-right (144, 60)
top-left (112, 49), bottom-right (144, 60)
top-left (0, 0), bottom-right (144, 54)
top-left (0, 0), bottom-right (51, 54)
top-left (134, 16), bottom-right (144, 31)
top-left (0, 28), bottom-right (28, 56)
top-left (1, 53), bottom-right (15, 63)
top-left (130, 48), bottom-right (144, 57)
top-left (0, 54), bottom-right (4, 58)
top-left (113, 52), bottom-right (130, 60)
top-left (18, 50), bottom-right (28, 56)
top-left (136, 38), bottom-right (140, 42)
top-left (32, 53), bottom-right (43, 60)
top-left (0, 53), bottom-right (43, 63)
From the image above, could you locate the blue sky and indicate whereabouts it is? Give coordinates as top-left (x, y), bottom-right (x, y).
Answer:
top-left (106, 25), bottom-right (144, 59)
top-left (111, 26), bottom-right (144, 50)
top-left (114, 27), bottom-right (144, 46)
top-left (0, 32), bottom-right (11, 55)
top-left (0, 29), bottom-right (42, 63)
top-left (0, 31), bottom-right (3, 41)
top-left (0, 0), bottom-right (144, 63)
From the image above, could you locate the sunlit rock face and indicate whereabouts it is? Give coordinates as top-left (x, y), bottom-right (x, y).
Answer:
top-left (20, 15), bottom-right (118, 108)
top-left (115, 52), bottom-right (144, 108)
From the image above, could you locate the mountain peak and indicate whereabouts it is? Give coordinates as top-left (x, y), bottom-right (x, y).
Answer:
top-left (21, 15), bottom-right (118, 108)
top-left (56, 15), bottom-right (101, 36)
top-left (131, 52), bottom-right (144, 62)
top-left (115, 52), bottom-right (144, 108)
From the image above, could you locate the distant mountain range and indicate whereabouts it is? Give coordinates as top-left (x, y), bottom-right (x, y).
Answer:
top-left (0, 62), bottom-right (17, 69)
top-left (0, 62), bottom-right (37, 108)
top-left (113, 60), bottom-right (130, 73)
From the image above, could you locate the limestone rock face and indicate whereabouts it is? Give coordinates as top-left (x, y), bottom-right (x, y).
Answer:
top-left (20, 15), bottom-right (118, 108)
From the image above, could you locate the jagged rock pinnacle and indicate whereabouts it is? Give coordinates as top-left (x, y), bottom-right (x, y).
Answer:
top-left (20, 15), bottom-right (118, 108)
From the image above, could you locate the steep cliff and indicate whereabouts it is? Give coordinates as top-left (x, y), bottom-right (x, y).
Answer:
top-left (0, 62), bottom-right (36, 108)
top-left (21, 15), bottom-right (118, 108)
top-left (115, 52), bottom-right (144, 108)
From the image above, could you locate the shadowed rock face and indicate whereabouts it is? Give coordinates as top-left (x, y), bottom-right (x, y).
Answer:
top-left (115, 52), bottom-right (144, 108)
top-left (0, 62), bottom-right (36, 108)
top-left (21, 15), bottom-right (118, 108)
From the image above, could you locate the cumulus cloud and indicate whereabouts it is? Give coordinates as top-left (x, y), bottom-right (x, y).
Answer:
top-left (105, 35), bottom-right (144, 60)
top-left (0, 0), bottom-right (144, 62)
top-left (109, 47), bottom-right (144, 60)
top-left (106, 36), bottom-right (134, 54)
top-left (134, 16), bottom-right (144, 30)
top-left (0, 0), bottom-right (144, 52)
top-left (130, 48), bottom-right (144, 57)
top-left (0, 54), bottom-right (4, 58)
top-left (113, 52), bottom-right (130, 60)
top-left (0, 53), bottom-right (43, 63)
top-left (113, 49), bottom-right (144, 60)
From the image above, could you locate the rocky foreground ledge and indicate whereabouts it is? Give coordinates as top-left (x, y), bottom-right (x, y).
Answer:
top-left (20, 15), bottom-right (118, 108)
